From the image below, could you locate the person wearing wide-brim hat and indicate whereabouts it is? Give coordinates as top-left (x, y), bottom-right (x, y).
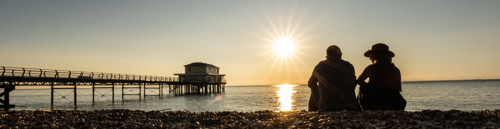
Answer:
top-left (357, 43), bottom-right (407, 111)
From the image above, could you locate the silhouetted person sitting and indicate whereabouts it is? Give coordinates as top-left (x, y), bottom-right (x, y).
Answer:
top-left (357, 43), bottom-right (406, 111)
top-left (308, 45), bottom-right (361, 111)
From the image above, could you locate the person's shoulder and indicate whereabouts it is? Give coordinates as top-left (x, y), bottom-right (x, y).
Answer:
top-left (336, 59), bottom-right (355, 71)
top-left (341, 59), bottom-right (352, 64)
top-left (363, 64), bottom-right (374, 70)
top-left (339, 59), bottom-right (354, 66)
top-left (315, 59), bottom-right (328, 67)
top-left (317, 59), bottom-right (329, 64)
top-left (391, 63), bottom-right (401, 69)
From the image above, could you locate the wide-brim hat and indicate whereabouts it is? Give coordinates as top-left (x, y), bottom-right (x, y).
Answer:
top-left (364, 43), bottom-right (395, 57)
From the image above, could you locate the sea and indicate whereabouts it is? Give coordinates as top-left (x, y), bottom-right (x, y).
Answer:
top-left (4, 80), bottom-right (500, 112)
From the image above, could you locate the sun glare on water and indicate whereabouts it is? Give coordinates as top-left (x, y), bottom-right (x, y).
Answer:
top-left (275, 84), bottom-right (297, 111)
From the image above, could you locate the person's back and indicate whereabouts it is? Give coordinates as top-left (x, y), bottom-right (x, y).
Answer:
top-left (369, 62), bottom-right (401, 91)
top-left (357, 43), bottom-right (406, 111)
top-left (315, 57), bottom-right (360, 111)
top-left (308, 45), bottom-right (361, 111)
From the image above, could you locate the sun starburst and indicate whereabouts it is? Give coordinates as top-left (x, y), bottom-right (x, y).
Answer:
top-left (241, 2), bottom-right (323, 85)
top-left (273, 38), bottom-right (296, 57)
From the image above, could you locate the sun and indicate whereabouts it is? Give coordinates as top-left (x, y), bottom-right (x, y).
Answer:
top-left (273, 38), bottom-right (296, 57)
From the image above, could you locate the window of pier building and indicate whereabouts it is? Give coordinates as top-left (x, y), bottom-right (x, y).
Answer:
top-left (188, 67), bottom-right (191, 72)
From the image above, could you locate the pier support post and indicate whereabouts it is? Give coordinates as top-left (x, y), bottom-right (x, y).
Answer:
top-left (143, 83), bottom-right (146, 99)
top-left (92, 82), bottom-right (95, 105)
top-left (198, 85), bottom-right (201, 94)
top-left (139, 83), bottom-right (142, 100)
top-left (0, 80), bottom-right (15, 111)
top-left (112, 82), bottom-right (115, 103)
top-left (203, 85), bottom-right (208, 94)
top-left (121, 83), bottom-right (124, 102)
top-left (51, 82), bottom-right (54, 107)
top-left (74, 82), bottom-right (77, 107)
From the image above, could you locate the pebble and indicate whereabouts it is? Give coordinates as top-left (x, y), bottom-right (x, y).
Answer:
top-left (0, 109), bottom-right (499, 128)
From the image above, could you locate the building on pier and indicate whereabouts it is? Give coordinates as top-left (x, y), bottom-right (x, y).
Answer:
top-left (174, 62), bottom-right (225, 83)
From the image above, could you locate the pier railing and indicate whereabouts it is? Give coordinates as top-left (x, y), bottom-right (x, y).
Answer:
top-left (1, 66), bottom-right (181, 82)
top-left (1, 66), bottom-right (226, 83)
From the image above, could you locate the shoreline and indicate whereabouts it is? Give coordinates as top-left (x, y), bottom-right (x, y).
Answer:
top-left (1, 109), bottom-right (498, 128)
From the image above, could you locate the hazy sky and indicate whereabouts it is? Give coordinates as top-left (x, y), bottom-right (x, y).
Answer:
top-left (1, 0), bottom-right (499, 86)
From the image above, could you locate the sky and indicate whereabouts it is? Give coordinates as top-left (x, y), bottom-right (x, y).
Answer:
top-left (1, 0), bottom-right (499, 86)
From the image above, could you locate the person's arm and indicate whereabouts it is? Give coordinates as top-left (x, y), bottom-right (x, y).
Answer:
top-left (308, 73), bottom-right (318, 92)
top-left (356, 66), bottom-right (370, 86)
top-left (308, 64), bottom-right (319, 92)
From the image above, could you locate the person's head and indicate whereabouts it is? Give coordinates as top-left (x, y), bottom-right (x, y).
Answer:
top-left (326, 45), bottom-right (342, 58)
top-left (364, 43), bottom-right (395, 63)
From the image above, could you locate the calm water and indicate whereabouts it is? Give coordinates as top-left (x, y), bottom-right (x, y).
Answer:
top-left (4, 80), bottom-right (500, 112)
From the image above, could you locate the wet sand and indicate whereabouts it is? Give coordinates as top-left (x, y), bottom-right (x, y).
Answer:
top-left (1, 109), bottom-right (499, 128)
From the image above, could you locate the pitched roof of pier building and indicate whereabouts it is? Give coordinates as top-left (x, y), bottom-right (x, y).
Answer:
top-left (174, 62), bottom-right (225, 76)
top-left (184, 62), bottom-right (219, 68)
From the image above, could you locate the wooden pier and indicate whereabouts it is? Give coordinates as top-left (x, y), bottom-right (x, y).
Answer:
top-left (0, 66), bottom-right (226, 110)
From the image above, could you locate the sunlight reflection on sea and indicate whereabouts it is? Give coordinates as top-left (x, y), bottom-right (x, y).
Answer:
top-left (275, 84), bottom-right (297, 111)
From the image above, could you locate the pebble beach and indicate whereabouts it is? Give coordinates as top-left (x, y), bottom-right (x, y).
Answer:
top-left (1, 109), bottom-right (499, 129)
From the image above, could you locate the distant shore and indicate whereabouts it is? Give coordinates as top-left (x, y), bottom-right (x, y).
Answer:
top-left (227, 79), bottom-right (500, 87)
top-left (1, 109), bottom-right (498, 128)
top-left (402, 79), bottom-right (500, 83)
